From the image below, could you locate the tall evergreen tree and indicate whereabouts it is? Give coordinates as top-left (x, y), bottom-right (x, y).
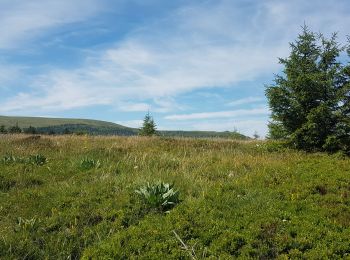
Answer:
top-left (266, 26), bottom-right (349, 153)
top-left (327, 40), bottom-right (350, 153)
top-left (139, 112), bottom-right (157, 136)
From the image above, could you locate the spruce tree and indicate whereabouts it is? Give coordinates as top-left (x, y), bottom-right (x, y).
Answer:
top-left (327, 41), bottom-right (350, 153)
top-left (139, 112), bottom-right (157, 136)
top-left (266, 26), bottom-right (349, 153)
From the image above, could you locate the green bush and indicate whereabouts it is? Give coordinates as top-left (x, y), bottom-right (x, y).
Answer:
top-left (135, 182), bottom-right (180, 212)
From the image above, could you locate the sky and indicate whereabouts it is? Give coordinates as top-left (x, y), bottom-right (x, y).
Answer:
top-left (0, 0), bottom-right (349, 137)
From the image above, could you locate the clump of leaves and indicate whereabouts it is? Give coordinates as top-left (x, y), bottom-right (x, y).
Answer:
top-left (135, 181), bottom-right (180, 212)
top-left (28, 154), bottom-right (47, 166)
top-left (15, 217), bottom-right (40, 233)
top-left (80, 158), bottom-right (101, 170)
top-left (2, 154), bottom-right (47, 166)
top-left (2, 155), bottom-right (21, 164)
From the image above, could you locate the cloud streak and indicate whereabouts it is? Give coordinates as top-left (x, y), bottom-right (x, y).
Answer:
top-left (0, 0), bottom-right (288, 113)
top-left (0, 0), bottom-right (349, 136)
top-left (165, 107), bottom-right (269, 120)
top-left (0, 0), bottom-right (106, 49)
top-left (227, 97), bottom-right (265, 107)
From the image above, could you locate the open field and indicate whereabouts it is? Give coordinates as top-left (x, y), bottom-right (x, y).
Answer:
top-left (0, 135), bottom-right (349, 259)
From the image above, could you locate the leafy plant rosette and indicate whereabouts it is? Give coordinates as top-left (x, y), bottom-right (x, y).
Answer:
top-left (2, 154), bottom-right (47, 166)
top-left (28, 154), bottom-right (47, 166)
top-left (135, 181), bottom-right (180, 212)
top-left (80, 157), bottom-right (101, 170)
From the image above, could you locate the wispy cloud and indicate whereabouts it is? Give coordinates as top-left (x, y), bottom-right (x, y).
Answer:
top-left (164, 107), bottom-right (269, 120)
top-left (0, 0), bottom-right (287, 113)
top-left (114, 120), bottom-right (143, 129)
top-left (227, 97), bottom-right (265, 107)
top-left (0, 64), bottom-right (22, 89)
top-left (118, 102), bottom-right (150, 112)
top-left (191, 119), bottom-right (268, 137)
top-left (0, 0), bottom-right (349, 136)
top-left (0, 0), bottom-right (106, 49)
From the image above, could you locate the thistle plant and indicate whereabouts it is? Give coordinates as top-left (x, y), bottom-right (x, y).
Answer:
top-left (135, 181), bottom-right (180, 212)
top-left (2, 155), bottom-right (20, 164)
top-left (2, 154), bottom-right (47, 165)
top-left (28, 154), bottom-right (47, 166)
top-left (80, 158), bottom-right (101, 170)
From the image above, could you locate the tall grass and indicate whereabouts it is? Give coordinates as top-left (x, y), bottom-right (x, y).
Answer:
top-left (0, 134), bottom-right (349, 259)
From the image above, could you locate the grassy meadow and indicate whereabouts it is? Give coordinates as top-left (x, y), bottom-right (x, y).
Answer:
top-left (0, 134), bottom-right (349, 259)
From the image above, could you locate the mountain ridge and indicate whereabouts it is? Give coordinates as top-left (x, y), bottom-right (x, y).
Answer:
top-left (0, 115), bottom-right (249, 139)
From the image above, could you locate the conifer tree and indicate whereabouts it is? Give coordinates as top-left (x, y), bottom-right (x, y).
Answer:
top-left (266, 26), bottom-right (349, 153)
top-left (139, 112), bottom-right (157, 136)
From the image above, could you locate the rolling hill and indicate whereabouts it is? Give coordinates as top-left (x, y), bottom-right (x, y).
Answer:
top-left (0, 115), bottom-right (249, 139)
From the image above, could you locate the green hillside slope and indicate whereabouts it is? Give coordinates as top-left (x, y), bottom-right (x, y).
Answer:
top-left (0, 115), bottom-right (249, 139)
top-left (0, 115), bottom-right (129, 129)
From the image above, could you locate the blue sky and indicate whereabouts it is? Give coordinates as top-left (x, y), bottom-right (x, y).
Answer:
top-left (0, 0), bottom-right (349, 137)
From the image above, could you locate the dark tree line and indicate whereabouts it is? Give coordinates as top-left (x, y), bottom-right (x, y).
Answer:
top-left (0, 123), bottom-right (138, 136)
top-left (0, 124), bottom-right (39, 134)
top-left (0, 123), bottom-right (24, 134)
top-left (266, 26), bottom-right (350, 154)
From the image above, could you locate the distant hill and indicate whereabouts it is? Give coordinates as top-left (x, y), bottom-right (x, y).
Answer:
top-left (0, 115), bottom-right (137, 136)
top-left (0, 115), bottom-right (249, 139)
top-left (0, 115), bottom-right (131, 129)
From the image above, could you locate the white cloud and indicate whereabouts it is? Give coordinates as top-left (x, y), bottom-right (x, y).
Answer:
top-left (0, 64), bottom-right (22, 89)
top-left (0, 0), bottom-right (287, 113)
top-left (0, 0), bottom-right (106, 49)
top-left (164, 107), bottom-right (269, 120)
top-left (118, 102), bottom-right (150, 112)
top-left (227, 97), bottom-right (265, 107)
top-left (191, 119), bottom-right (269, 138)
top-left (115, 120), bottom-right (142, 129)
top-left (0, 70), bottom-right (112, 113)
top-left (0, 0), bottom-right (349, 128)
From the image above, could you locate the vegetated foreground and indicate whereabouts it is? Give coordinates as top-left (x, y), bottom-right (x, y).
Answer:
top-left (0, 135), bottom-right (349, 259)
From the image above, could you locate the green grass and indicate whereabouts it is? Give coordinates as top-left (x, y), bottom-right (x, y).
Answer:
top-left (0, 135), bottom-right (349, 259)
